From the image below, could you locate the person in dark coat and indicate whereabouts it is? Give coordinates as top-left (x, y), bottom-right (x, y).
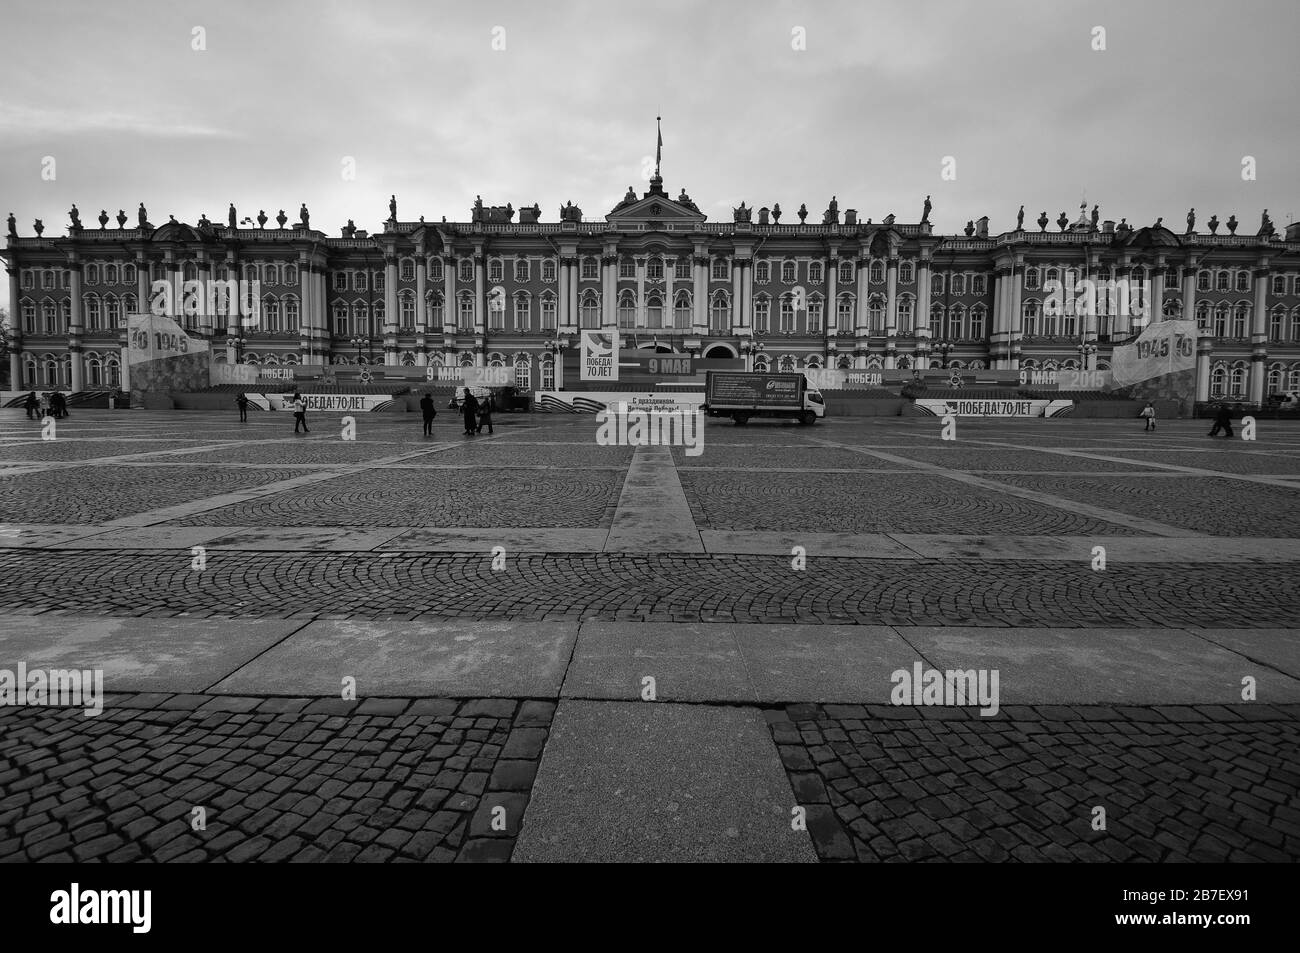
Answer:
top-left (236, 392), bottom-right (249, 422)
top-left (23, 392), bottom-right (37, 419)
top-left (1208, 403), bottom-right (1234, 438)
top-left (419, 392), bottom-right (437, 436)
top-left (476, 392), bottom-right (494, 435)
top-left (461, 388), bottom-right (478, 435)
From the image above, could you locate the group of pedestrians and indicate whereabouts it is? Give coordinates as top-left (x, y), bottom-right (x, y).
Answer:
top-left (458, 388), bottom-right (493, 435)
top-left (22, 391), bottom-right (68, 419)
top-left (230, 387), bottom-right (493, 437)
top-left (1138, 400), bottom-right (1238, 437)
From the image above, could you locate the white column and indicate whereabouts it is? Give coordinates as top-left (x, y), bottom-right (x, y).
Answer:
top-left (1249, 265), bottom-right (1269, 405)
top-left (6, 265), bottom-right (20, 386)
top-left (730, 259), bottom-right (740, 333)
top-left (415, 253), bottom-right (428, 366)
top-left (694, 254), bottom-right (707, 332)
top-left (741, 259), bottom-right (753, 330)
top-left (68, 261), bottom-right (84, 390)
top-left (1009, 266), bottom-right (1023, 370)
top-left (443, 255), bottom-right (455, 333)
top-left (603, 256), bottom-right (615, 328)
top-left (568, 259), bottom-right (579, 329)
top-left (636, 258), bottom-right (646, 328)
top-left (916, 259), bottom-right (932, 369)
top-left (884, 257), bottom-right (898, 369)
top-left (557, 258), bottom-right (569, 334)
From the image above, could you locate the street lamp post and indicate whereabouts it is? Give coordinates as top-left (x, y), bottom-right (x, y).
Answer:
top-left (935, 340), bottom-right (954, 369)
top-left (350, 335), bottom-right (370, 365)
top-left (1076, 341), bottom-right (1098, 371)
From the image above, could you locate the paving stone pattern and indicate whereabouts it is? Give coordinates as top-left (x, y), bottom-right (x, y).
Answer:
top-left (0, 695), bottom-right (554, 863)
top-left (769, 702), bottom-right (1300, 862)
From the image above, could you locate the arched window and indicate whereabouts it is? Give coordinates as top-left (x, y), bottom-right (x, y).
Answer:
top-left (1267, 365), bottom-right (1283, 394)
top-left (841, 294), bottom-right (858, 333)
top-left (106, 355), bottom-right (120, 387)
top-left (1216, 271), bottom-right (1230, 292)
top-left (353, 302), bottom-right (371, 337)
top-left (285, 264), bottom-right (298, 285)
top-left (84, 294), bottom-right (100, 330)
top-left (807, 295), bottom-right (823, 333)
top-left (1292, 307), bottom-right (1300, 343)
top-left (428, 291), bottom-right (445, 327)
top-left (779, 294), bottom-right (795, 332)
top-left (581, 291), bottom-right (601, 329)
top-left (333, 302), bottom-right (349, 336)
top-left (540, 357), bottom-right (555, 390)
top-left (86, 353), bottom-right (102, 388)
top-left (263, 296), bottom-right (279, 333)
top-left (400, 259), bottom-right (415, 282)
top-left (284, 295), bottom-right (299, 330)
top-left (459, 352), bottom-right (474, 367)
top-left (753, 356), bottom-right (770, 373)
top-left (951, 274), bottom-right (966, 296)
top-left (488, 259), bottom-right (503, 283)
top-left (428, 258), bottom-right (443, 282)
top-left (511, 354), bottom-right (531, 390)
top-left (262, 264), bottom-right (276, 285)
top-left (1235, 270), bottom-right (1250, 293)
top-left (1289, 365), bottom-right (1300, 390)
top-left (1229, 364), bottom-right (1247, 396)
top-left (867, 294), bottom-right (884, 332)
top-left (618, 292), bottom-right (636, 329)
top-left (457, 292), bottom-right (474, 331)
top-left (540, 292), bottom-right (556, 329)
top-left (838, 260), bottom-right (854, 285)
top-left (103, 295), bottom-right (120, 330)
top-left (809, 261), bottom-right (824, 284)
top-left (778, 354), bottom-right (796, 373)
top-left (948, 304), bottom-right (965, 341)
top-left (898, 294), bottom-right (914, 333)
top-left (514, 258), bottom-right (529, 283)
top-left (711, 292), bottom-right (730, 332)
top-left (973, 275), bottom-right (987, 295)
top-left (1022, 299), bottom-right (1040, 337)
top-left (1197, 270), bottom-right (1211, 292)
top-left (542, 259), bottom-right (557, 283)
top-left (21, 299), bottom-right (35, 333)
top-left (399, 291), bottom-right (415, 328)
top-left (712, 257), bottom-right (729, 281)
top-left (1212, 305), bottom-right (1228, 338)
top-left (869, 260), bottom-right (884, 284)
top-left (930, 302), bottom-right (945, 335)
top-left (1231, 303), bottom-right (1249, 338)
top-left (674, 291), bottom-right (691, 329)
top-left (458, 259), bottom-right (473, 283)
top-left (124, 264), bottom-right (136, 285)
top-left (969, 304), bottom-right (986, 341)
top-left (86, 264), bottom-right (100, 285)
top-left (753, 295), bottom-right (770, 333)
top-left (781, 261), bottom-right (796, 283)
top-left (1195, 300), bottom-right (1211, 331)
top-left (646, 257), bottom-right (663, 282)
top-left (105, 264), bottom-right (117, 285)
top-left (514, 292), bottom-right (531, 331)
top-left (645, 294), bottom-right (663, 329)
top-left (42, 300), bottom-right (58, 335)
top-left (755, 261), bottom-right (770, 283)
top-left (900, 261), bottom-right (915, 284)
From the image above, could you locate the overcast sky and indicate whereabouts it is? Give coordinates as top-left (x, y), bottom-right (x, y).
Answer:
top-left (2, 0), bottom-right (1297, 238)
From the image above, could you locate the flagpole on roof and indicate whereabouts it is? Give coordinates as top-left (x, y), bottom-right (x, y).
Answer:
top-left (655, 116), bottom-right (662, 178)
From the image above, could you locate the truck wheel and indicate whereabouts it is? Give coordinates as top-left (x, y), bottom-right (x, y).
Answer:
top-left (799, 411), bottom-right (815, 426)
top-left (734, 412), bottom-right (750, 426)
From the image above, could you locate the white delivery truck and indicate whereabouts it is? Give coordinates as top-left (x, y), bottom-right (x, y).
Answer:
top-left (703, 371), bottom-right (826, 425)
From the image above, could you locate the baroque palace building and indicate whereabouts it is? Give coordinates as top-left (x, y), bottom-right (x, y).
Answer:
top-left (4, 170), bottom-right (1300, 403)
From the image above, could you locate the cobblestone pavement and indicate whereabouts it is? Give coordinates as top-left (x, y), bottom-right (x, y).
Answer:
top-left (2, 411), bottom-right (1298, 863)
top-left (0, 551), bottom-right (1292, 626)
top-left (0, 694), bottom-right (553, 863)
top-left (0, 465), bottom-right (314, 523)
top-left (679, 471), bottom-right (1148, 535)
top-left (992, 475), bottom-right (1300, 537)
top-left (768, 703), bottom-right (1300, 862)
top-left (170, 467), bottom-right (625, 528)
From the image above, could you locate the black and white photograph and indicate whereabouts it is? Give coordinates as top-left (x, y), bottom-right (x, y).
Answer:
top-left (0, 0), bottom-right (1295, 931)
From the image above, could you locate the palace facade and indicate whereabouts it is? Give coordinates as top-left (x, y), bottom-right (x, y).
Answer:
top-left (5, 171), bottom-right (1300, 403)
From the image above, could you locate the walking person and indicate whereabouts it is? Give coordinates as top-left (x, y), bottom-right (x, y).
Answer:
top-left (1207, 402), bottom-right (1234, 438)
top-left (292, 391), bottom-right (310, 433)
top-left (476, 392), bottom-right (494, 435)
top-left (23, 391), bottom-right (37, 420)
top-left (236, 391), bottom-right (249, 423)
top-left (419, 391), bottom-right (437, 436)
top-left (38, 392), bottom-right (50, 419)
top-left (1140, 401), bottom-right (1156, 432)
top-left (461, 387), bottom-right (478, 436)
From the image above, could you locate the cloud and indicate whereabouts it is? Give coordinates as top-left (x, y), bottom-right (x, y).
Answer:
top-left (0, 103), bottom-right (238, 141)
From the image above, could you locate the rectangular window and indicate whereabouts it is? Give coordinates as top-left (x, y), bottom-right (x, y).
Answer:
top-left (807, 300), bottom-right (822, 334)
